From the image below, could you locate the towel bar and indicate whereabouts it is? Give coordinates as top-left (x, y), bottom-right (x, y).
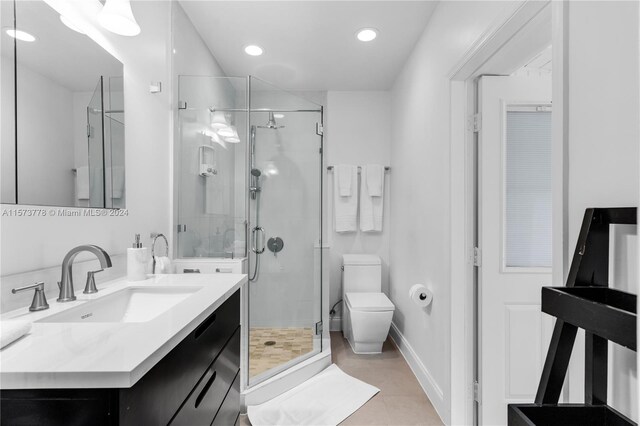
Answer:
top-left (327, 166), bottom-right (390, 172)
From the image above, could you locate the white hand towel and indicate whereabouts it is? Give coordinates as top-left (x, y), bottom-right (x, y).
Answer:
top-left (365, 164), bottom-right (384, 197)
top-left (76, 166), bottom-right (90, 200)
top-left (157, 256), bottom-right (173, 274)
top-left (336, 164), bottom-right (355, 197)
top-left (111, 166), bottom-right (125, 199)
top-left (90, 166), bottom-right (103, 204)
top-left (1, 320), bottom-right (31, 349)
top-left (360, 165), bottom-right (384, 232)
top-left (334, 165), bottom-right (358, 232)
top-left (149, 256), bottom-right (173, 274)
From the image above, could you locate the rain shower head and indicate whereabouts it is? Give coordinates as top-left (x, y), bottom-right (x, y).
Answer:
top-left (257, 112), bottom-right (284, 129)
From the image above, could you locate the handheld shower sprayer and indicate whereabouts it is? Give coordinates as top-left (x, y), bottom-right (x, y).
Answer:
top-left (250, 168), bottom-right (262, 199)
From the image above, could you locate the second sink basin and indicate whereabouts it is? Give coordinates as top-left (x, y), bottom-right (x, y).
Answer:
top-left (38, 286), bottom-right (203, 323)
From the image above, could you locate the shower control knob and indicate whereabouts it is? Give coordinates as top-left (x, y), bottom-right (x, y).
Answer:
top-left (267, 237), bottom-right (284, 254)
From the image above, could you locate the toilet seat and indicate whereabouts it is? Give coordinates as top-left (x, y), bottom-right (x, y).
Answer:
top-left (345, 292), bottom-right (394, 312)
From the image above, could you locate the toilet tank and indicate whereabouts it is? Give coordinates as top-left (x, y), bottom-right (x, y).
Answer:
top-left (342, 254), bottom-right (381, 294)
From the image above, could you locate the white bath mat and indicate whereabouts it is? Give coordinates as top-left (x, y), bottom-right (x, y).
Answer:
top-left (247, 364), bottom-right (379, 426)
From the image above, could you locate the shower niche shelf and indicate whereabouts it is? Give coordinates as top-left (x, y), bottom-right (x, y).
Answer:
top-left (508, 207), bottom-right (638, 426)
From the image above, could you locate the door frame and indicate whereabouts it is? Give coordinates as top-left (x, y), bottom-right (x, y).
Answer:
top-left (448, 1), bottom-right (566, 424)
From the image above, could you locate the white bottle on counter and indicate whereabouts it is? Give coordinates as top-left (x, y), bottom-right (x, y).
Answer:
top-left (127, 234), bottom-right (148, 282)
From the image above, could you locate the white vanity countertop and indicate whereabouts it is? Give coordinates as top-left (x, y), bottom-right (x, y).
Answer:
top-left (0, 274), bottom-right (247, 389)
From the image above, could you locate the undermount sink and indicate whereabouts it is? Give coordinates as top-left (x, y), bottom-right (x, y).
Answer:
top-left (38, 286), bottom-right (203, 323)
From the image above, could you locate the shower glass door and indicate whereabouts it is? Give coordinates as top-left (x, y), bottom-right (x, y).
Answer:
top-left (87, 77), bottom-right (104, 207)
top-left (176, 76), bottom-right (247, 259)
top-left (247, 77), bottom-right (323, 385)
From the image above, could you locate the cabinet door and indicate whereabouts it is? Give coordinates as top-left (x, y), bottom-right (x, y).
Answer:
top-left (0, 389), bottom-right (117, 426)
top-left (171, 328), bottom-right (240, 426)
top-left (213, 370), bottom-right (240, 426)
top-left (120, 290), bottom-right (240, 426)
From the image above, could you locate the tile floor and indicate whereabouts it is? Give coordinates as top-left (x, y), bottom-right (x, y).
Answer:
top-left (239, 331), bottom-right (443, 425)
top-left (249, 327), bottom-right (314, 378)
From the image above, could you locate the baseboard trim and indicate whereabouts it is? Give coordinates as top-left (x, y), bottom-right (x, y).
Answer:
top-left (389, 322), bottom-right (448, 424)
top-left (330, 316), bottom-right (342, 331)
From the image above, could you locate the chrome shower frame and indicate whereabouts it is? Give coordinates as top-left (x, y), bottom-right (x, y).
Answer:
top-left (207, 76), bottom-right (325, 394)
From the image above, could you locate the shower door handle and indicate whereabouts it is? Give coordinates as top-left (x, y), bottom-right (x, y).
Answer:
top-left (252, 227), bottom-right (266, 254)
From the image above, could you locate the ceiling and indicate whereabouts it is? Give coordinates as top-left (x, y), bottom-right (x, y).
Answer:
top-left (519, 45), bottom-right (551, 73)
top-left (179, 1), bottom-right (438, 91)
top-left (3, 0), bottom-right (122, 93)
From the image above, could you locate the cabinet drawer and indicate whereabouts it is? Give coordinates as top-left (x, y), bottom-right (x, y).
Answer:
top-left (120, 290), bottom-right (239, 426)
top-left (170, 327), bottom-right (240, 426)
top-left (212, 370), bottom-right (240, 426)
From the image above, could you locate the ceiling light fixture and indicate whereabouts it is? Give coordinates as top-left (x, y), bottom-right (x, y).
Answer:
top-left (99, 0), bottom-right (141, 37)
top-left (203, 129), bottom-right (227, 148)
top-left (224, 126), bottom-right (240, 143)
top-left (211, 111), bottom-right (230, 129)
top-left (244, 45), bottom-right (263, 56)
top-left (217, 126), bottom-right (236, 138)
top-left (60, 15), bottom-right (86, 34)
top-left (356, 28), bottom-right (377, 42)
top-left (5, 28), bottom-right (36, 42)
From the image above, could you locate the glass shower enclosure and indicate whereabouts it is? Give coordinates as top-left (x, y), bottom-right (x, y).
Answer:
top-left (86, 75), bottom-right (125, 209)
top-left (176, 76), bottom-right (324, 389)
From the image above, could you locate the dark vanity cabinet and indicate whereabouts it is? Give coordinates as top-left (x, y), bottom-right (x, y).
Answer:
top-left (1, 290), bottom-right (241, 426)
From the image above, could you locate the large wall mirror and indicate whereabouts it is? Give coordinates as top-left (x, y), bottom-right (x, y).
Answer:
top-left (1, 0), bottom-right (125, 208)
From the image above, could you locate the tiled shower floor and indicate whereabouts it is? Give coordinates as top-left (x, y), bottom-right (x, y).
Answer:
top-left (249, 327), bottom-right (315, 378)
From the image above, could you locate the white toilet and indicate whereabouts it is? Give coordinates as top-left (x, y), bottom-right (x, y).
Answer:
top-left (342, 254), bottom-right (395, 354)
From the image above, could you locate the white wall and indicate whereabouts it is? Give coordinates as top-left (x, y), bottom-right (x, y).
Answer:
top-left (1, 52), bottom-right (16, 203)
top-left (389, 2), bottom-right (519, 423)
top-left (0, 62), bottom-right (76, 206)
top-left (325, 91), bottom-right (391, 330)
top-left (563, 1), bottom-right (639, 420)
top-left (73, 91), bottom-right (93, 207)
top-left (0, 1), bottom-right (172, 311)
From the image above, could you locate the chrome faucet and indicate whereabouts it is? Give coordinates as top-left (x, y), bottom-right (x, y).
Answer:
top-left (58, 245), bottom-right (112, 302)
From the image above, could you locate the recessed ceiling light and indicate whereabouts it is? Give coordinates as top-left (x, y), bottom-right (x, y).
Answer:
top-left (60, 15), bottom-right (86, 34)
top-left (356, 28), bottom-right (377, 42)
top-left (5, 28), bottom-right (36, 42)
top-left (244, 45), bottom-right (263, 56)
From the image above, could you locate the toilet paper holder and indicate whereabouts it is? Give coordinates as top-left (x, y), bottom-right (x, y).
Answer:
top-left (409, 284), bottom-right (433, 308)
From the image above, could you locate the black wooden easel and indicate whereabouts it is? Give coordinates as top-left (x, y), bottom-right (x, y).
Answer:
top-left (509, 207), bottom-right (638, 426)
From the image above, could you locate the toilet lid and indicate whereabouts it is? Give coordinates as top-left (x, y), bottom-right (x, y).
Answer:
top-left (345, 292), bottom-right (395, 312)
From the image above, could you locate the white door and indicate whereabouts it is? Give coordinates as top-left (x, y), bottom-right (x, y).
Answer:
top-left (477, 75), bottom-right (553, 425)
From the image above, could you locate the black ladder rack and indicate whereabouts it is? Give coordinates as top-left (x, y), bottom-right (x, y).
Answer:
top-left (508, 207), bottom-right (638, 426)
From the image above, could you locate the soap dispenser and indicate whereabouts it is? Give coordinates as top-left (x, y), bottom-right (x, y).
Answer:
top-left (127, 234), bottom-right (148, 282)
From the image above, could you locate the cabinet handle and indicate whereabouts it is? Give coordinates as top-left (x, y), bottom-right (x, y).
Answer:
top-left (195, 371), bottom-right (216, 408)
top-left (194, 313), bottom-right (216, 339)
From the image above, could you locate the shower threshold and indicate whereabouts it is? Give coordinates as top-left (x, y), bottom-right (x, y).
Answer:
top-left (241, 337), bottom-right (331, 411)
